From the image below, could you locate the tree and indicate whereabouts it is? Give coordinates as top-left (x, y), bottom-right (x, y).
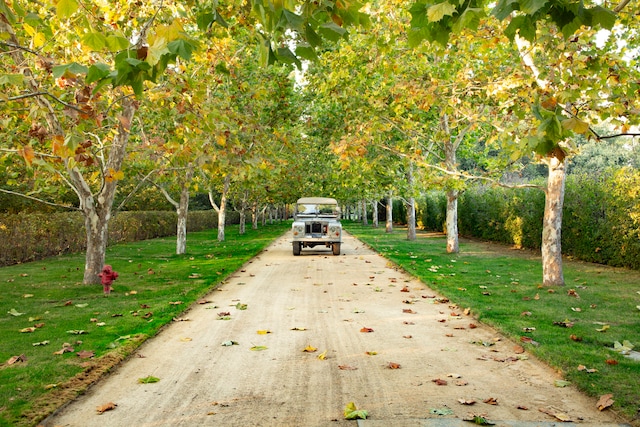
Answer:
top-left (409, 0), bottom-right (639, 285)
top-left (0, 1), bottom-right (199, 283)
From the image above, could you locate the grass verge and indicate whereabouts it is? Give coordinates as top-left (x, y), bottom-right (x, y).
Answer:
top-left (345, 222), bottom-right (640, 425)
top-left (0, 222), bottom-right (289, 427)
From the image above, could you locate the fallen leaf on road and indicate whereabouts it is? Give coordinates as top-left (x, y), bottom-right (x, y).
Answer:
top-left (597, 394), bottom-right (614, 411)
top-left (138, 376), bottom-right (160, 384)
top-left (317, 350), bottom-right (327, 360)
top-left (303, 344), bottom-right (317, 352)
top-left (291, 327), bottom-right (307, 331)
top-left (403, 335), bottom-right (412, 339)
top-left (257, 330), bottom-right (271, 335)
top-left (96, 402), bottom-right (117, 414)
top-left (514, 345), bottom-right (525, 354)
top-left (339, 365), bottom-right (358, 370)
top-left (484, 397), bottom-right (498, 405)
top-left (538, 407), bottom-right (573, 422)
top-left (250, 346), bottom-right (268, 351)
top-left (463, 415), bottom-right (495, 425)
top-left (403, 309), bottom-right (416, 314)
top-left (432, 378), bottom-right (447, 386)
top-left (387, 362), bottom-right (401, 369)
top-left (344, 402), bottom-right (368, 420)
top-left (365, 351), bottom-right (377, 356)
top-left (360, 327), bottom-right (374, 333)
top-left (458, 398), bottom-right (476, 405)
top-left (221, 340), bottom-right (238, 346)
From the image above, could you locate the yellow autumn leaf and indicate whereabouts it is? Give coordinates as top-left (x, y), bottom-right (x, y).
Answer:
top-left (303, 344), bottom-right (317, 352)
top-left (317, 350), bottom-right (327, 360)
top-left (216, 134), bottom-right (226, 147)
top-left (256, 330), bottom-right (271, 335)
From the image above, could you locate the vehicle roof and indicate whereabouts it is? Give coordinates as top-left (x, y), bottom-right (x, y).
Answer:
top-left (296, 197), bottom-right (338, 205)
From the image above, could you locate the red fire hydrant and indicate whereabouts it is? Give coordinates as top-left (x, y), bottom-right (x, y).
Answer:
top-left (98, 264), bottom-right (118, 295)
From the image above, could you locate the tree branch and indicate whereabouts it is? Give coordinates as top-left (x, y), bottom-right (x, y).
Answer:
top-left (614, 0), bottom-right (631, 13)
top-left (2, 90), bottom-right (86, 113)
top-left (0, 188), bottom-right (80, 210)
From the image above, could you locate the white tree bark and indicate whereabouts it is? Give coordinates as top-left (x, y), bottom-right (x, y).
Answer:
top-left (406, 163), bottom-right (417, 241)
top-left (386, 194), bottom-right (393, 233)
top-left (208, 175), bottom-right (230, 242)
top-left (446, 189), bottom-right (459, 253)
top-left (542, 157), bottom-right (566, 286)
top-left (361, 199), bottom-right (368, 225)
top-left (156, 166), bottom-right (193, 255)
top-left (371, 200), bottom-right (378, 228)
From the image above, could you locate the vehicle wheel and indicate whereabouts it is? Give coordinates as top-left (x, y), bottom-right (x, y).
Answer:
top-left (332, 243), bottom-right (341, 256)
top-left (293, 242), bottom-right (301, 256)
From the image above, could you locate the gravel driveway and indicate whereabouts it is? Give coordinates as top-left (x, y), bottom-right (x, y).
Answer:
top-left (43, 232), bottom-right (625, 427)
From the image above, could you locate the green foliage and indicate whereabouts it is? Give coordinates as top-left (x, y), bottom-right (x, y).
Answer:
top-left (0, 211), bottom-right (240, 267)
top-left (452, 168), bottom-right (640, 270)
top-left (346, 223), bottom-right (640, 422)
top-left (0, 222), bottom-right (288, 426)
top-left (457, 185), bottom-right (545, 250)
top-left (418, 191), bottom-right (446, 231)
top-left (563, 168), bottom-right (640, 269)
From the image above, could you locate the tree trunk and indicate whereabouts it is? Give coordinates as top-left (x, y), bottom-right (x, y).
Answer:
top-left (208, 175), bottom-right (230, 242)
top-left (251, 202), bottom-right (259, 230)
top-left (406, 163), bottom-right (417, 240)
top-left (542, 156), bottom-right (566, 286)
top-left (442, 113), bottom-right (461, 254)
top-left (406, 197), bottom-right (417, 240)
top-left (446, 190), bottom-right (459, 253)
top-left (175, 168), bottom-right (193, 255)
top-left (80, 97), bottom-right (137, 284)
top-left (386, 194), bottom-right (393, 233)
top-left (361, 199), bottom-right (368, 225)
top-left (371, 200), bottom-right (378, 228)
top-left (83, 208), bottom-right (110, 285)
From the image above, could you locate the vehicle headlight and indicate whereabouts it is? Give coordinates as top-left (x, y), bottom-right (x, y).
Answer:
top-left (329, 225), bottom-right (341, 236)
top-left (293, 224), bottom-right (304, 236)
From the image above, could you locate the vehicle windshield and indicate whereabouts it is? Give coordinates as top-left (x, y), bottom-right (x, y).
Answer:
top-left (296, 203), bottom-right (339, 216)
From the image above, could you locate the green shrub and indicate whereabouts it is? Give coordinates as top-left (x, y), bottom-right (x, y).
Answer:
top-left (0, 210), bottom-right (240, 266)
top-left (450, 168), bottom-right (640, 270)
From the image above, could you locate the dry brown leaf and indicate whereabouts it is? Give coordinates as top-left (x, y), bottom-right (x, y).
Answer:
top-left (7, 354), bottom-right (26, 365)
top-left (455, 380), bottom-right (469, 386)
top-left (538, 407), bottom-right (573, 422)
top-left (484, 397), bottom-right (498, 405)
top-left (597, 394), bottom-right (614, 411)
top-left (77, 350), bottom-right (95, 359)
top-left (387, 362), bottom-right (401, 369)
top-left (458, 398), bottom-right (476, 405)
top-left (432, 378), bottom-right (447, 386)
top-left (96, 402), bottom-right (117, 414)
top-left (400, 286), bottom-right (410, 292)
top-left (338, 364), bottom-right (358, 370)
top-left (402, 309), bottom-right (416, 314)
top-left (514, 345), bottom-right (525, 354)
top-left (360, 327), bottom-right (374, 333)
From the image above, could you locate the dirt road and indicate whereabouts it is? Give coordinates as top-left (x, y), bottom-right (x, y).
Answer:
top-left (43, 232), bottom-right (626, 427)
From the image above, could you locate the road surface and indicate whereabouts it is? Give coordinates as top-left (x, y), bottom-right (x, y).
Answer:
top-left (43, 232), bottom-right (625, 426)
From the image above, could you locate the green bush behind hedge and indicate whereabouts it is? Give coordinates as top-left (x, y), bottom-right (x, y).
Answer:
top-left (419, 167), bottom-right (640, 270)
top-left (0, 210), bottom-right (239, 267)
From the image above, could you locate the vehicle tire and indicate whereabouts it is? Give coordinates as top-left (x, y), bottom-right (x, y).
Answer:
top-left (332, 243), bottom-right (340, 256)
top-left (293, 242), bottom-right (301, 256)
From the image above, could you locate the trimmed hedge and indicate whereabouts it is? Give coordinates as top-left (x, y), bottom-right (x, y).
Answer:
top-left (419, 167), bottom-right (640, 270)
top-left (0, 210), bottom-right (239, 267)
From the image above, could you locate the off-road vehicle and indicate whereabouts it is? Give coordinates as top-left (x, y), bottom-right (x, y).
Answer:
top-left (291, 197), bottom-right (342, 256)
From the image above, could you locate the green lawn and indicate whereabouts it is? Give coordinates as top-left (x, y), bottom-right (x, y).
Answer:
top-left (345, 222), bottom-right (640, 425)
top-left (0, 222), bottom-right (290, 427)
